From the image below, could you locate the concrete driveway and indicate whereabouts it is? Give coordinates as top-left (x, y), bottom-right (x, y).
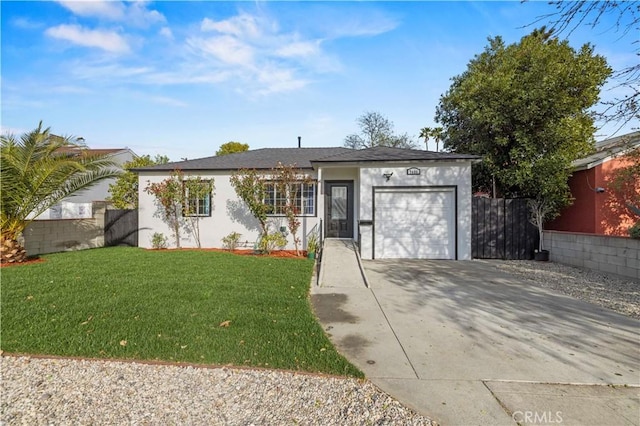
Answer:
top-left (311, 256), bottom-right (640, 425)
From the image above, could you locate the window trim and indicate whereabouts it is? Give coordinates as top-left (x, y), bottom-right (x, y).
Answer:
top-left (264, 181), bottom-right (317, 217)
top-left (183, 180), bottom-right (212, 217)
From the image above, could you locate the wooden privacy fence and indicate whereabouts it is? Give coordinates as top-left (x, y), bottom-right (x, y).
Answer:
top-left (104, 209), bottom-right (138, 247)
top-left (471, 198), bottom-right (538, 260)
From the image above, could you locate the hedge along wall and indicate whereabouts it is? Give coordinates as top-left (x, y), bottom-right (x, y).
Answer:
top-left (22, 202), bottom-right (107, 256)
top-left (543, 230), bottom-right (639, 280)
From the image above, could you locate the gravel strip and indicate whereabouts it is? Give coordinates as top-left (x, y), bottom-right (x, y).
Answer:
top-left (1, 356), bottom-right (435, 425)
top-left (477, 260), bottom-right (640, 319)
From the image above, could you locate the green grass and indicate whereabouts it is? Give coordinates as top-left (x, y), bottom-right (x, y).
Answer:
top-left (1, 247), bottom-right (362, 377)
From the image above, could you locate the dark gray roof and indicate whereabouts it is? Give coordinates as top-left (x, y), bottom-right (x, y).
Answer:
top-left (134, 147), bottom-right (352, 171)
top-left (134, 146), bottom-right (479, 172)
top-left (311, 146), bottom-right (480, 164)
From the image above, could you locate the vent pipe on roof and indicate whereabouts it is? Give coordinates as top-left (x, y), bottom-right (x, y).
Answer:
top-left (298, 136), bottom-right (301, 148)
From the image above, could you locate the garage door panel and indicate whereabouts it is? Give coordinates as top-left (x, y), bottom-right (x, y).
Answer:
top-left (374, 189), bottom-right (455, 259)
top-left (378, 238), bottom-right (451, 259)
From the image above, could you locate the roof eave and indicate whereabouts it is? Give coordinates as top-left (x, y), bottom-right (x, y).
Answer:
top-left (311, 157), bottom-right (480, 167)
top-left (571, 144), bottom-right (639, 171)
top-left (133, 166), bottom-right (315, 173)
top-left (571, 161), bottom-right (598, 172)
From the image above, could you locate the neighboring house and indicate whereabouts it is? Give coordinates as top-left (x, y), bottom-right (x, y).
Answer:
top-left (546, 131), bottom-right (640, 236)
top-left (136, 146), bottom-right (479, 260)
top-left (35, 147), bottom-right (136, 219)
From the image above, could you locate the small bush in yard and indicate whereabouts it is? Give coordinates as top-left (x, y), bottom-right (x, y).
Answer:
top-left (629, 222), bottom-right (640, 239)
top-left (222, 232), bottom-right (242, 251)
top-left (259, 231), bottom-right (287, 254)
top-left (151, 232), bottom-right (168, 249)
top-left (307, 232), bottom-right (319, 254)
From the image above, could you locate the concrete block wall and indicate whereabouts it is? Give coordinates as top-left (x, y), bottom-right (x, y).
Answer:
top-left (543, 230), bottom-right (639, 280)
top-left (23, 202), bottom-right (107, 256)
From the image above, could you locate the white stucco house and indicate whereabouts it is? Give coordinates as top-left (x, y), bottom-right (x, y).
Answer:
top-left (35, 147), bottom-right (136, 219)
top-left (135, 146), bottom-right (479, 260)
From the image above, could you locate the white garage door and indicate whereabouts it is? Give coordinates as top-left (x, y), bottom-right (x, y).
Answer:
top-left (374, 188), bottom-right (455, 259)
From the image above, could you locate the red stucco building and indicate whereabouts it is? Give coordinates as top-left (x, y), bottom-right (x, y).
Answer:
top-left (546, 131), bottom-right (639, 237)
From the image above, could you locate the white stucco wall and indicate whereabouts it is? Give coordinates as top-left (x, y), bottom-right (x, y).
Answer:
top-left (36, 149), bottom-right (135, 220)
top-left (138, 171), bottom-right (321, 250)
top-left (358, 162), bottom-right (473, 260)
top-left (137, 161), bottom-right (473, 259)
top-left (70, 150), bottom-right (135, 203)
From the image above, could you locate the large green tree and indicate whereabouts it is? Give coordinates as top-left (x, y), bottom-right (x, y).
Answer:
top-left (531, 1), bottom-right (639, 127)
top-left (1, 122), bottom-right (119, 263)
top-left (216, 141), bottom-right (249, 156)
top-left (344, 111), bottom-right (417, 149)
top-left (435, 29), bottom-right (611, 216)
top-left (108, 154), bottom-right (169, 209)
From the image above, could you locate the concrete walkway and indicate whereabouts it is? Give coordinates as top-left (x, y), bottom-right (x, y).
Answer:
top-left (310, 248), bottom-right (640, 426)
top-left (317, 238), bottom-right (368, 289)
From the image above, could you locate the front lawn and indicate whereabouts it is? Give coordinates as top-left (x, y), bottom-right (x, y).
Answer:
top-left (1, 247), bottom-right (362, 377)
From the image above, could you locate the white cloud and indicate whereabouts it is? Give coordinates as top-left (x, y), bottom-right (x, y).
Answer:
top-left (47, 85), bottom-right (93, 95)
top-left (159, 27), bottom-right (174, 40)
top-left (328, 17), bottom-right (398, 38)
top-left (11, 17), bottom-right (44, 30)
top-left (184, 7), bottom-right (399, 95)
top-left (71, 62), bottom-right (152, 80)
top-left (276, 41), bottom-right (320, 58)
top-left (306, 7), bottom-right (399, 39)
top-left (67, 58), bottom-right (233, 87)
top-left (46, 24), bottom-right (130, 53)
top-left (189, 35), bottom-right (255, 66)
top-left (127, 1), bottom-right (166, 27)
top-left (56, 0), bottom-right (165, 27)
top-left (144, 69), bottom-right (232, 85)
top-left (185, 12), bottom-right (328, 95)
top-left (255, 66), bottom-right (309, 95)
top-left (201, 14), bottom-right (262, 38)
top-left (56, 1), bottom-right (125, 20)
top-left (39, 7), bottom-right (393, 97)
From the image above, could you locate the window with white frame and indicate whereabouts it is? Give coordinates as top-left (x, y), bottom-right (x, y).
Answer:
top-left (183, 180), bottom-right (212, 217)
top-left (264, 182), bottom-right (316, 216)
top-left (300, 183), bottom-right (315, 215)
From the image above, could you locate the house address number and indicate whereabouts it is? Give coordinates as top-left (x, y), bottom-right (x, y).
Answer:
top-left (406, 167), bottom-right (421, 176)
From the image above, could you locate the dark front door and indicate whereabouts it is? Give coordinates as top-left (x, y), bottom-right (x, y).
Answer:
top-left (325, 181), bottom-right (354, 238)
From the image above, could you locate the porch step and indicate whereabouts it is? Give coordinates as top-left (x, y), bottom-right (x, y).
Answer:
top-left (317, 239), bottom-right (368, 288)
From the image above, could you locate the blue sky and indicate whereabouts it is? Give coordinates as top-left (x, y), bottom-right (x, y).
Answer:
top-left (1, 1), bottom-right (637, 161)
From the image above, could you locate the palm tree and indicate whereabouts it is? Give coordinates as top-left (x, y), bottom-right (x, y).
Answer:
top-left (419, 127), bottom-right (430, 151)
top-left (1, 122), bottom-right (120, 263)
top-left (419, 126), bottom-right (444, 152)
top-left (430, 126), bottom-right (444, 152)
